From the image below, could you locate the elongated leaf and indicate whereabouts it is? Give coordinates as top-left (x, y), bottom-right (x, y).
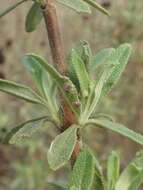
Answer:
top-left (48, 125), bottom-right (78, 170)
top-left (74, 41), bottom-right (92, 69)
top-left (90, 48), bottom-right (115, 73)
top-left (81, 63), bottom-right (116, 121)
top-left (22, 55), bottom-right (59, 117)
top-left (57, 0), bottom-right (91, 13)
top-left (3, 116), bottom-right (47, 144)
top-left (128, 169), bottom-right (143, 190)
top-left (91, 150), bottom-right (105, 190)
top-left (25, 2), bottom-right (43, 32)
top-left (0, 0), bottom-right (26, 18)
top-left (107, 151), bottom-right (120, 190)
top-left (68, 41), bottom-right (92, 91)
top-left (87, 119), bottom-right (143, 146)
top-left (70, 148), bottom-right (95, 190)
top-left (70, 49), bottom-right (91, 97)
top-left (0, 79), bottom-right (44, 105)
top-left (25, 54), bottom-right (81, 116)
top-left (102, 43), bottom-right (132, 97)
top-left (83, 0), bottom-right (110, 16)
top-left (115, 150), bottom-right (143, 190)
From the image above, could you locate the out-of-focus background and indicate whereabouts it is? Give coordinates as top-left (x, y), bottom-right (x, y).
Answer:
top-left (0, 0), bottom-right (143, 189)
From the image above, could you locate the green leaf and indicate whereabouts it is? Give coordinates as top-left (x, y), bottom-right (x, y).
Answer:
top-left (115, 150), bottom-right (143, 190)
top-left (25, 54), bottom-right (81, 117)
top-left (90, 48), bottom-right (115, 73)
top-left (107, 151), bottom-right (120, 190)
top-left (70, 149), bottom-right (95, 190)
top-left (22, 55), bottom-right (59, 115)
top-left (3, 116), bottom-right (47, 144)
top-left (102, 43), bottom-right (132, 97)
top-left (91, 151), bottom-right (105, 190)
top-left (83, 0), bottom-right (110, 16)
top-left (25, 2), bottom-right (43, 32)
top-left (81, 62), bottom-right (116, 122)
top-left (0, 79), bottom-right (44, 105)
top-left (47, 125), bottom-right (78, 170)
top-left (0, 0), bottom-right (27, 18)
top-left (70, 186), bottom-right (78, 190)
top-left (70, 49), bottom-right (91, 97)
top-left (128, 169), bottom-right (143, 190)
top-left (68, 41), bottom-right (92, 91)
top-left (57, 0), bottom-right (91, 13)
top-left (87, 119), bottom-right (143, 146)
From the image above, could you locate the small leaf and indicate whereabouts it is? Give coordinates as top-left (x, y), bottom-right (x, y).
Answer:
top-left (128, 169), bottom-right (143, 190)
top-left (115, 150), bottom-right (143, 190)
top-left (102, 43), bottom-right (132, 97)
top-left (25, 54), bottom-right (81, 117)
top-left (3, 116), bottom-right (47, 144)
top-left (0, 0), bottom-right (26, 18)
top-left (48, 125), bottom-right (78, 170)
top-left (107, 151), bottom-right (120, 190)
top-left (25, 2), bottom-right (43, 32)
top-left (83, 0), bottom-right (110, 16)
top-left (70, 149), bottom-right (95, 190)
top-left (68, 41), bottom-right (92, 91)
top-left (81, 62), bottom-right (116, 121)
top-left (87, 119), bottom-right (143, 146)
top-left (70, 49), bottom-right (91, 97)
top-left (0, 79), bottom-right (44, 105)
top-left (90, 48), bottom-right (115, 73)
top-left (22, 55), bottom-right (59, 116)
top-left (57, 0), bottom-right (91, 13)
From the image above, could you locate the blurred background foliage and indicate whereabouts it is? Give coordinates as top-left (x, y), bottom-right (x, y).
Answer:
top-left (0, 0), bottom-right (143, 189)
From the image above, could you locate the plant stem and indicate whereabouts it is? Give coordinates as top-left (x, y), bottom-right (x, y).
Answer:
top-left (41, 0), bottom-right (81, 166)
top-left (41, 0), bottom-right (66, 74)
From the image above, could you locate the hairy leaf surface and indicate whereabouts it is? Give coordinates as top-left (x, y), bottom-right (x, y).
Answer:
top-left (107, 151), bottom-right (120, 190)
top-left (115, 150), bottom-right (143, 190)
top-left (57, 0), bottom-right (91, 13)
top-left (5, 116), bottom-right (47, 144)
top-left (70, 148), bottom-right (97, 190)
top-left (48, 126), bottom-right (78, 170)
top-left (87, 119), bottom-right (143, 146)
top-left (25, 54), bottom-right (80, 116)
top-left (0, 79), bottom-right (44, 105)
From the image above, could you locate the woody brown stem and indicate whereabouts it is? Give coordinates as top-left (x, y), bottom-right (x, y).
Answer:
top-left (41, 0), bottom-right (81, 166)
top-left (42, 0), bottom-right (66, 74)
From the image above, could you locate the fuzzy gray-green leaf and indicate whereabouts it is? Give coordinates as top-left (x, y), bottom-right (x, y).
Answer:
top-left (128, 169), bottom-right (143, 190)
top-left (115, 150), bottom-right (143, 190)
top-left (87, 119), bottom-right (143, 146)
top-left (102, 43), bottom-right (132, 97)
top-left (0, 79), bottom-right (44, 105)
top-left (48, 125), bottom-right (78, 170)
top-left (70, 148), bottom-right (95, 190)
top-left (3, 116), bottom-right (48, 144)
top-left (57, 0), bottom-right (91, 13)
top-left (70, 49), bottom-right (91, 97)
top-left (90, 48), bottom-right (115, 73)
top-left (107, 151), bottom-right (120, 190)
top-left (83, 0), bottom-right (110, 16)
top-left (25, 2), bottom-right (43, 32)
top-left (26, 54), bottom-right (80, 116)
